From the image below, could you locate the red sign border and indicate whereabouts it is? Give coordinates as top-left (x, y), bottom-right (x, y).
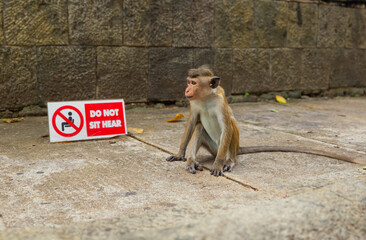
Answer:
top-left (52, 105), bottom-right (84, 137)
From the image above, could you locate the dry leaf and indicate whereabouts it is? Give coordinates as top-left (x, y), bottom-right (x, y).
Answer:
top-left (271, 109), bottom-right (279, 112)
top-left (309, 105), bottom-right (314, 109)
top-left (128, 127), bottom-right (144, 134)
top-left (275, 95), bottom-right (287, 104)
top-left (1, 117), bottom-right (25, 123)
top-left (143, 126), bottom-right (155, 134)
top-left (166, 113), bottom-right (184, 122)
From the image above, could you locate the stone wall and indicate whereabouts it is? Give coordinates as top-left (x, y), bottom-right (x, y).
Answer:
top-left (0, 0), bottom-right (366, 116)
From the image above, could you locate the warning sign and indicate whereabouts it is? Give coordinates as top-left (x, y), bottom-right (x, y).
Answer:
top-left (52, 105), bottom-right (84, 137)
top-left (48, 100), bottom-right (127, 143)
top-left (85, 102), bottom-right (125, 137)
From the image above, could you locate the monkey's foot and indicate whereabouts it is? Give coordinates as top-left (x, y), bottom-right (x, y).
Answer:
top-left (210, 168), bottom-right (223, 177)
top-left (166, 155), bottom-right (186, 162)
top-left (223, 164), bottom-right (233, 172)
top-left (186, 162), bottom-right (203, 174)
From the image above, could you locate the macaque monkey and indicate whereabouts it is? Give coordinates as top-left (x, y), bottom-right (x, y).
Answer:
top-left (166, 66), bottom-right (363, 177)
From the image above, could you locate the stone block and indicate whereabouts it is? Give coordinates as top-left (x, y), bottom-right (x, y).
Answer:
top-left (329, 49), bottom-right (366, 88)
top-left (234, 48), bottom-right (330, 93)
top-left (193, 49), bottom-right (215, 68)
top-left (215, 0), bottom-right (255, 48)
top-left (287, 90), bottom-right (302, 99)
top-left (193, 48), bottom-right (233, 95)
top-left (3, 0), bottom-right (68, 45)
top-left (0, 47), bottom-right (38, 107)
top-left (172, 0), bottom-right (214, 47)
top-left (0, 1), bottom-right (4, 45)
top-left (19, 105), bottom-right (47, 117)
top-left (287, 2), bottom-right (318, 48)
top-left (69, 0), bottom-right (123, 45)
top-left (38, 46), bottom-right (97, 103)
top-left (123, 0), bottom-right (172, 46)
top-left (232, 49), bottom-right (270, 94)
top-left (97, 47), bottom-right (148, 102)
top-left (213, 48), bottom-right (233, 95)
top-left (271, 49), bottom-right (303, 91)
top-left (317, 5), bottom-right (347, 48)
top-left (148, 48), bottom-right (193, 101)
top-left (301, 49), bottom-right (330, 90)
top-left (346, 8), bottom-right (366, 49)
top-left (253, 0), bottom-right (288, 48)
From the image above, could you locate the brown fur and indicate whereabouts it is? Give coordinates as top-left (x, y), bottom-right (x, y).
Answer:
top-left (166, 66), bottom-right (365, 177)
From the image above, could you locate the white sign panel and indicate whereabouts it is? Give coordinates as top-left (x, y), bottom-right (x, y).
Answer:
top-left (48, 99), bottom-right (127, 143)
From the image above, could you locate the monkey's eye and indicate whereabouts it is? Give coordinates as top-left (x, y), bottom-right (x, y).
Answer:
top-left (191, 81), bottom-right (197, 85)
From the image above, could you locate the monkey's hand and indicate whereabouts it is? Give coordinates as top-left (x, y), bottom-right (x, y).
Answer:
top-left (166, 155), bottom-right (186, 162)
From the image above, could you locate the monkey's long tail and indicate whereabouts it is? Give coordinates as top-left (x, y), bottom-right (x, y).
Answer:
top-left (238, 146), bottom-right (366, 165)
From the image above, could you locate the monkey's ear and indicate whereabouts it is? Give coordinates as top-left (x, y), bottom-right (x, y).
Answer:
top-left (209, 76), bottom-right (220, 89)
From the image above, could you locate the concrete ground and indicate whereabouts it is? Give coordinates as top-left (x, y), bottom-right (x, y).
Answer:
top-left (0, 97), bottom-right (365, 239)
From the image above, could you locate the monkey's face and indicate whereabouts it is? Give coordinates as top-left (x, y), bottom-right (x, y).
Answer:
top-left (185, 77), bottom-right (210, 101)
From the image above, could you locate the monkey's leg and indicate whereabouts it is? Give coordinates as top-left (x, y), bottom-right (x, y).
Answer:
top-left (185, 123), bottom-right (211, 174)
top-left (211, 130), bottom-right (232, 177)
top-left (223, 119), bottom-right (239, 172)
top-left (223, 157), bottom-right (236, 172)
top-left (223, 143), bottom-right (239, 172)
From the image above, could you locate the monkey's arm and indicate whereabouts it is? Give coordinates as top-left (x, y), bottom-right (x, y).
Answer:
top-left (166, 112), bottom-right (198, 162)
top-left (238, 146), bottom-right (365, 165)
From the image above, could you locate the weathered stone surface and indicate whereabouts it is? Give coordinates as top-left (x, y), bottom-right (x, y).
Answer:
top-left (97, 47), bottom-right (148, 102)
top-left (148, 48), bottom-right (193, 101)
top-left (346, 7), bottom-right (366, 49)
top-left (215, 0), bottom-right (255, 48)
top-left (1, 98), bottom-right (366, 239)
top-left (232, 48), bottom-right (270, 94)
top-left (287, 2), bottom-right (318, 48)
top-left (329, 49), bottom-right (366, 88)
top-left (234, 48), bottom-right (330, 93)
top-left (214, 48), bottom-right (233, 95)
top-left (193, 48), bottom-right (233, 94)
top-left (254, 0), bottom-right (288, 48)
top-left (0, 109), bottom-right (14, 118)
top-left (317, 5), bottom-right (347, 48)
top-left (172, 0), bottom-right (214, 47)
top-left (19, 105), bottom-right (47, 117)
top-left (193, 49), bottom-right (215, 68)
top-left (0, 1), bottom-right (4, 45)
top-left (3, 0), bottom-right (68, 45)
top-left (0, 47), bottom-right (39, 107)
top-left (271, 49), bottom-right (303, 91)
top-left (38, 47), bottom-right (97, 103)
top-left (301, 49), bottom-right (330, 90)
top-left (123, 0), bottom-right (172, 46)
top-left (69, 0), bottom-right (122, 45)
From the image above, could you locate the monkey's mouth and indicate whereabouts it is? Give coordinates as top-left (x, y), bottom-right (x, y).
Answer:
top-left (186, 96), bottom-right (193, 99)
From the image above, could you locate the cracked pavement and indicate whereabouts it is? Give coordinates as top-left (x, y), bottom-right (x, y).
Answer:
top-left (1, 97), bottom-right (365, 239)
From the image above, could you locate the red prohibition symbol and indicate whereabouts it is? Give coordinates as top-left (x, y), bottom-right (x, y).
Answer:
top-left (52, 105), bottom-right (84, 137)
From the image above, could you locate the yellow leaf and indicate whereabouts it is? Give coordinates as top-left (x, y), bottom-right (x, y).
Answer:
top-left (166, 113), bottom-right (184, 122)
top-left (309, 105), bottom-right (314, 109)
top-left (128, 127), bottom-right (144, 134)
top-left (1, 117), bottom-right (25, 123)
top-left (275, 95), bottom-right (287, 104)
